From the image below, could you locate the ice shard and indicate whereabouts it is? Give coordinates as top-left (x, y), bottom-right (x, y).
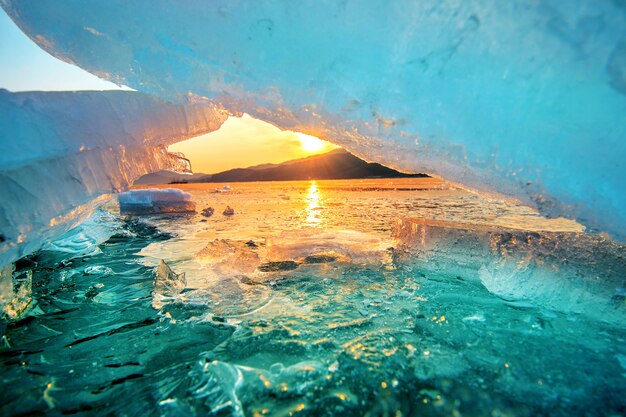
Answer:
top-left (154, 259), bottom-right (186, 297)
top-left (0, 90), bottom-right (227, 267)
top-left (2, 0), bottom-right (625, 240)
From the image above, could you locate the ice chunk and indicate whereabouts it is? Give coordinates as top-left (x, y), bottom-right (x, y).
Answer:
top-left (393, 217), bottom-right (626, 323)
top-left (0, 90), bottom-right (225, 170)
top-left (42, 209), bottom-right (120, 258)
top-left (154, 260), bottom-right (186, 297)
top-left (201, 207), bottom-right (215, 217)
top-left (0, 264), bottom-right (13, 306)
top-left (192, 360), bottom-right (244, 416)
top-left (191, 360), bottom-right (328, 415)
top-left (266, 228), bottom-right (392, 265)
top-left (0, 90), bottom-right (226, 267)
top-left (196, 239), bottom-right (260, 273)
top-left (0, 265), bottom-right (33, 321)
top-left (3, 2), bottom-right (625, 240)
top-left (118, 188), bottom-right (196, 214)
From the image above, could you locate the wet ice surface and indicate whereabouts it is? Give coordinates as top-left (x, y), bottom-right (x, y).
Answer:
top-left (1, 179), bottom-right (625, 416)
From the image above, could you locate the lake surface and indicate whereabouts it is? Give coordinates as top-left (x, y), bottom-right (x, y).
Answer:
top-left (1, 178), bottom-right (624, 416)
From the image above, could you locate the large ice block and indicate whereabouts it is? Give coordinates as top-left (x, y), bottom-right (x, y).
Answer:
top-left (0, 90), bottom-right (227, 267)
top-left (2, 1), bottom-right (625, 239)
top-left (393, 218), bottom-right (626, 323)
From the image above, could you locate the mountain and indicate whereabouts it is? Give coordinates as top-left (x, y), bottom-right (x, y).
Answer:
top-left (133, 171), bottom-right (211, 185)
top-left (193, 149), bottom-right (427, 183)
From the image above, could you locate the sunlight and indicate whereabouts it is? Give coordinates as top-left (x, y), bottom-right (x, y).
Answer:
top-left (297, 132), bottom-right (327, 152)
top-left (168, 115), bottom-right (340, 174)
top-left (305, 180), bottom-right (322, 225)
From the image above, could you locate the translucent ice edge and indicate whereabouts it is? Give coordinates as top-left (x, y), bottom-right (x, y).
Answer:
top-left (2, 0), bottom-right (625, 241)
top-left (0, 90), bottom-right (227, 267)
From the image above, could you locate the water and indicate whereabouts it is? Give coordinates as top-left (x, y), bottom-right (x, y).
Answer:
top-left (1, 179), bottom-right (624, 416)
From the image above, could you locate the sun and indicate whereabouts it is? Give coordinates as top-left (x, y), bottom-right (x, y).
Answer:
top-left (296, 132), bottom-right (327, 153)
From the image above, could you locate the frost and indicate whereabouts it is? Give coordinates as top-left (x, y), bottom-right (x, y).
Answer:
top-left (118, 188), bottom-right (196, 214)
top-left (2, 1), bottom-right (625, 240)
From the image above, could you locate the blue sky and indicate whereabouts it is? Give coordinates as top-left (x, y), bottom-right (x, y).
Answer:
top-left (0, 7), bottom-right (124, 91)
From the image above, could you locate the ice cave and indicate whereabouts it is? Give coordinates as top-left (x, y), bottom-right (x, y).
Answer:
top-left (0, 1), bottom-right (625, 416)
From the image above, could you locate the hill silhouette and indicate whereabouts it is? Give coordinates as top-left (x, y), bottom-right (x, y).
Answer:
top-left (196, 149), bottom-right (427, 182)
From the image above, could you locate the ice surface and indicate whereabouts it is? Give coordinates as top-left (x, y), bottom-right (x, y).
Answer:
top-left (0, 90), bottom-right (226, 268)
top-left (2, 1), bottom-right (625, 240)
top-left (118, 188), bottom-right (196, 214)
top-left (2, 188), bottom-right (625, 415)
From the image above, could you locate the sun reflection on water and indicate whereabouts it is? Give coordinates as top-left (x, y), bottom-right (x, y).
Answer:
top-left (305, 181), bottom-right (322, 225)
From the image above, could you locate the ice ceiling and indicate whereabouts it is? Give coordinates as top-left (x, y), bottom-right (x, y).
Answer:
top-left (1, 0), bottom-right (626, 265)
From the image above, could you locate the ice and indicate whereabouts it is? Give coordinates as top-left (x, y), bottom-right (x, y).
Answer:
top-left (196, 239), bottom-right (261, 274)
top-left (0, 264), bottom-right (13, 306)
top-left (0, 90), bottom-right (226, 268)
top-left (200, 207), bottom-right (215, 217)
top-left (393, 217), bottom-right (626, 324)
top-left (191, 229), bottom-right (391, 287)
top-left (154, 260), bottom-right (186, 297)
top-left (265, 228), bottom-right (392, 265)
top-left (118, 188), bottom-right (196, 215)
top-left (0, 264), bottom-right (33, 321)
top-left (191, 360), bottom-right (330, 416)
top-left (2, 1), bottom-right (625, 240)
top-left (42, 210), bottom-right (120, 258)
top-left (1, 201), bottom-right (625, 415)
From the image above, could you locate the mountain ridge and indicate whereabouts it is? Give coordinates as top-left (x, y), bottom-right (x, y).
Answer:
top-left (134, 149), bottom-right (428, 185)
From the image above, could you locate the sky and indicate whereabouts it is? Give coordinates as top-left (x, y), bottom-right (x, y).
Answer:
top-left (0, 7), bottom-right (338, 172)
top-left (0, 8), bottom-right (127, 91)
top-left (169, 115), bottom-right (338, 174)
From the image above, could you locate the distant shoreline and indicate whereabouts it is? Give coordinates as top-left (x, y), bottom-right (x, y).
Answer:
top-left (168, 174), bottom-right (428, 185)
top-left (135, 149), bottom-right (428, 186)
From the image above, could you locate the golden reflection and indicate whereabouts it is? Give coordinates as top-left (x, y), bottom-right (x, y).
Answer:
top-left (305, 181), bottom-right (323, 225)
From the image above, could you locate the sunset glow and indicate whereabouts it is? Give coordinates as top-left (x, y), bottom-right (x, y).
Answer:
top-left (168, 114), bottom-right (339, 174)
top-left (297, 132), bottom-right (327, 152)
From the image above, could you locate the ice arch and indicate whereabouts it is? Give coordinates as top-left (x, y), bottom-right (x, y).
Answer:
top-left (1, 0), bottom-right (626, 247)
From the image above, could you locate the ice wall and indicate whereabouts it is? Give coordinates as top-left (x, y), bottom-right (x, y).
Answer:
top-left (2, 0), bottom-right (625, 240)
top-left (0, 90), bottom-right (227, 267)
